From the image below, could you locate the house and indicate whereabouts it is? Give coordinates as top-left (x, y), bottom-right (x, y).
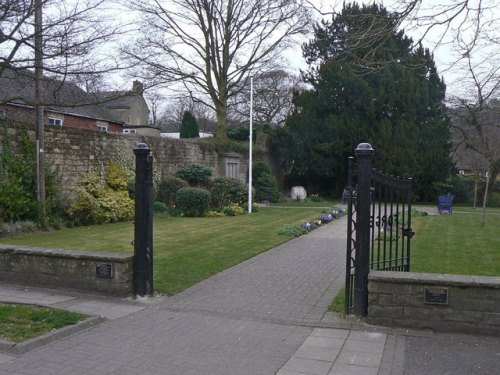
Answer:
top-left (0, 68), bottom-right (156, 135)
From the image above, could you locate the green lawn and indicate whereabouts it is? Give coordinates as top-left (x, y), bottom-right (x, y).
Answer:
top-left (410, 213), bottom-right (500, 275)
top-left (0, 304), bottom-right (86, 343)
top-left (271, 200), bottom-right (340, 207)
top-left (1, 208), bottom-right (326, 295)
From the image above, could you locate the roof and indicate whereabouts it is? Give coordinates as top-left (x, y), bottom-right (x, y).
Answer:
top-left (0, 69), bottom-right (140, 124)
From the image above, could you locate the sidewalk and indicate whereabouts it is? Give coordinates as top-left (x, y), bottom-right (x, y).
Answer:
top-left (0, 216), bottom-right (497, 374)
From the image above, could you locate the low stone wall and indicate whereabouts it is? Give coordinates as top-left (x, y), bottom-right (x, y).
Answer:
top-left (367, 271), bottom-right (500, 336)
top-left (0, 244), bottom-right (133, 296)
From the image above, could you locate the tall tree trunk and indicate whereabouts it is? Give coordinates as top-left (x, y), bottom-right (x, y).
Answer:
top-left (215, 101), bottom-right (228, 139)
top-left (473, 175), bottom-right (478, 209)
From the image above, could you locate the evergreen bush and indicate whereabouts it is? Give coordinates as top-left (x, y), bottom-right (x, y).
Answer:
top-left (252, 161), bottom-right (279, 203)
top-left (180, 111), bottom-right (200, 138)
top-left (156, 176), bottom-right (189, 206)
top-left (0, 129), bottom-right (61, 224)
top-left (176, 187), bottom-right (211, 217)
top-left (175, 164), bottom-right (212, 187)
top-left (210, 177), bottom-right (248, 209)
top-left (226, 125), bottom-right (249, 141)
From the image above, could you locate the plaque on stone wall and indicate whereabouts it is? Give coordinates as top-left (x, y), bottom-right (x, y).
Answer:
top-left (424, 287), bottom-right (448, 305)
top-left (96, 263), bottom-right (113, 278)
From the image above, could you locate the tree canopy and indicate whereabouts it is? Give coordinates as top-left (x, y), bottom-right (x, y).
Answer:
top-left (274, 2), bottom-right (454, 200)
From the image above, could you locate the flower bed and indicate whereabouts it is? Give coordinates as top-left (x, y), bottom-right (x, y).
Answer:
top-left (279, 207), bottom-right (345, 237)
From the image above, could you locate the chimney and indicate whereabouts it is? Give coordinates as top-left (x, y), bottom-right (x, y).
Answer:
top-left (133, 80), bottom-right (144, 96)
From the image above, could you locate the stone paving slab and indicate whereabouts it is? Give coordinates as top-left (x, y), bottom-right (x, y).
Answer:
top-left (277, 329), bottom-right (402, 375)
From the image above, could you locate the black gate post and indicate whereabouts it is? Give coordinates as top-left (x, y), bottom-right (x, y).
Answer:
top-left (353, 143), bottom-right (374, 316)
top-left (133, 143), bottom-right (153, 296)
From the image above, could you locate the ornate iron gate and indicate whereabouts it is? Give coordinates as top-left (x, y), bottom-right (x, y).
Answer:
top-left (345, 143), bottom-right (413, 316)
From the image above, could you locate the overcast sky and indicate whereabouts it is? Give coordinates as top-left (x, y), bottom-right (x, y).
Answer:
top-left (107, 0), bottom-right (499, 103)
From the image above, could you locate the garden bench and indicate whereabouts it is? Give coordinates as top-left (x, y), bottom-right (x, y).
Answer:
top-left (437, 193), bottom-right (453, 214)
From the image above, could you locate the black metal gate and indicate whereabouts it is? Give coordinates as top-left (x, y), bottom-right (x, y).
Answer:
top-left (345, 143), bottom-right (413, 316)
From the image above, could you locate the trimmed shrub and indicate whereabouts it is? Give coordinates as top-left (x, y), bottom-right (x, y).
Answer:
top-left (176, 187), bottom-right (211, 217)
top-left (222, 203), bottom-right (245, 216)
top-left (68, 163), bottom-right (134, 225)
top-left (180, 111), bottom-right (200, 138)
top-left (175, 164), bottom-right (212, 187)
top-left (156, 176), bottom-right (189, 206)
top-left (210, 177), bottom-right (248, 209)
top-left (153, 201), bottom-right (168, 214)
top-left (253, 161), bottom-right (279, 203)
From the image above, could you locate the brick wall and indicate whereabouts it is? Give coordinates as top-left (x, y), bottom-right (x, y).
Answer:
top-left (1, 120), bottom-right (249, 199)
top-left (367, 271), bottom-right (500, 336)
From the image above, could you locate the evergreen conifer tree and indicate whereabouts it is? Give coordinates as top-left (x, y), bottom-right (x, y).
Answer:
top-left (180, 111), bottom-right (200, 138)
top-left (274, 2), bottom-right (453, 199)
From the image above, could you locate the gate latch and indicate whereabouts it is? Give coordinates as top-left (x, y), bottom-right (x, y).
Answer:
top-left (402, 228), bottom-right (415, 238)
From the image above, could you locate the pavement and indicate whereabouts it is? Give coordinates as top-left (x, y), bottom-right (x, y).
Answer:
top-left (0, 215), bottom-right (498, 374)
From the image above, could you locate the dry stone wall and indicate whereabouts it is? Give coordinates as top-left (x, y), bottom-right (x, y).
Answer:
top-left (1, 120), bottom-right (249, 199)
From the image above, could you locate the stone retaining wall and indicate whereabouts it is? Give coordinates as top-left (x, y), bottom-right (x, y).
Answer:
top-left (0, 244), bottom-right (133, 296)
top-left (0, 120), bottom-right (251, 199)
top-left (367, 271), bottom-right (500, 336)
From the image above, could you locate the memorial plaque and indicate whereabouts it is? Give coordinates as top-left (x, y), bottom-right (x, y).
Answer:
top-left (424, 287), bottom-right (448, 305)
top-left (96, 263), bottom-right (113, 278)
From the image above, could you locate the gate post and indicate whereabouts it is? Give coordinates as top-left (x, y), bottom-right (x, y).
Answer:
top-left (354, 143), bottom-right (374, 316)
top-left (133, 143), bottom-right (154, 296)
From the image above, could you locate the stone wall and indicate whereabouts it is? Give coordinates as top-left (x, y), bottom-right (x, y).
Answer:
top-left (0, 244), bottom-right (133, 295)
top-left (0, 120), bottom-right (249, 199)
top-left (367, 271), bottom-right (500, 336)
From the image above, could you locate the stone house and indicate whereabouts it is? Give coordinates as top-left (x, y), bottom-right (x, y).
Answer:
top-left (0, 69), bottom-right (157, 135)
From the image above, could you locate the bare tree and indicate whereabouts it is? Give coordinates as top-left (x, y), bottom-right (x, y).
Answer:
top-left (1, 0), bottom-right (126, 104)
top-left (158, 95), bottom-right (215, 134)
top-left (125, 0), bottom-right (311, 138)
top-left (229, 69), bottom-right (304, 126)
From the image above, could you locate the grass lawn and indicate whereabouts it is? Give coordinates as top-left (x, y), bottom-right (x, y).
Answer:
top-left (1, 207), bottom-right (327, 295)
top-left (0, 304), bottom-right (86, 343)
top-left (410, 212), bottom-right (500, 275)
top-left (271, 200), bottom-right (340, 207)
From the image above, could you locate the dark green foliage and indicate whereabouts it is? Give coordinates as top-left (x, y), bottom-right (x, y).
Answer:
top-left (0, 129), bottom-right (61, 223)
top-left (174, 164), bottom-right (212, 187)
top-left (274, 2), bottom-right (453, 199)
top-left (227, 125), bottom-right (249, 141)
top-left (176, 187), bottom-right (211, 217)
top-left (449, 176), bottom-right (471, 204)
top-left (210, 177), bottom-right (248, 209)
top-left (180, 111), bottom-right (200, 138)
top-left (252, 161), bottom-right (279, 203)
top-left (153, 201), bottom-right (168, 214)
top-left (155, 176), bottom-right (189, 206)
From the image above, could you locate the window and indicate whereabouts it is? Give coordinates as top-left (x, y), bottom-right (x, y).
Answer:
top-left (97, 122), bottom-right (108, 133)
top-left (123, 129), bottom-right (137, 134)
top-left (0, 109), bottom-right (6, 118)
top-left (48, 117), bottom-right (63, 126)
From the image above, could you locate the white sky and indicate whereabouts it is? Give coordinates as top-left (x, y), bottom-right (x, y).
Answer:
top-left (106, 0), bottom-right (499, 103)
